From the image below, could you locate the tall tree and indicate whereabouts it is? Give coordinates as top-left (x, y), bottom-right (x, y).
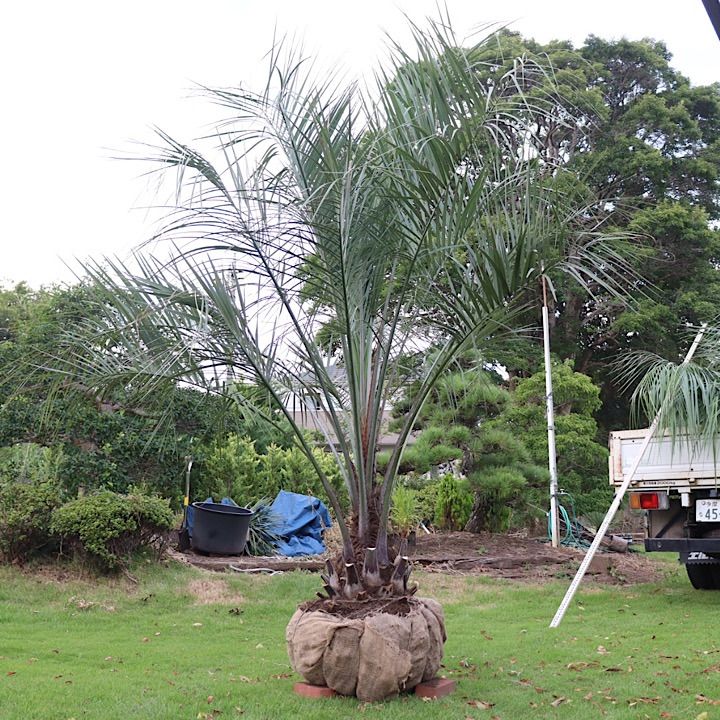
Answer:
top-left (425, 32), bottom-right (720, 430)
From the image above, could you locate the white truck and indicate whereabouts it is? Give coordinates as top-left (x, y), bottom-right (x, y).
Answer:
top-left (609, 429), bottom-right (720, 589)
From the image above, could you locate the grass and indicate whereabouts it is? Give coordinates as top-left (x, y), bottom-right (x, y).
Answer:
top-left (0, 556), bottom-right (718, 719)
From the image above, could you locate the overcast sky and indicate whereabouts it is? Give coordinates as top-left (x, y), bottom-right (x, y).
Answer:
top-left (2, 0), bottom-right (719, 288)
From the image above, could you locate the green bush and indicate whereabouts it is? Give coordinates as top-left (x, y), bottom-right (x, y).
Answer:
top-left (203, 435), bottom-right (263, 501)
top-left (415, 481), bottom-right (439, 526)
top-left (434, 474), bottom-right (473, 530)
top-left (199, 435), bottom-right (347, 512)
top-left (51, 490), bottom-right (174, 571)
top-left (0, 443), bottom-right (64, 485)
top-left (0, 480), bottom-right (63, 563)
top-left (390, 485), bottom-right (421, 537)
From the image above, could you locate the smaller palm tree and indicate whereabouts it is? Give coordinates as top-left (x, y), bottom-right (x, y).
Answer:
top-left (615, 324), bottom-right (720, 441)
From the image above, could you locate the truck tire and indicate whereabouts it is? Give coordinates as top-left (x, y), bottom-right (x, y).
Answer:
top-left (686, 563), bottom-right (720, 590)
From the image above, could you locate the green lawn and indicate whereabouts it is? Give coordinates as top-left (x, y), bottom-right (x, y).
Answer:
top-left (0, 556), bottom-right (717, 719)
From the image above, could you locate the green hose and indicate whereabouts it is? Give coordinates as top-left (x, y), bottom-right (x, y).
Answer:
top-left (547, 490), bottom-right (590, 549)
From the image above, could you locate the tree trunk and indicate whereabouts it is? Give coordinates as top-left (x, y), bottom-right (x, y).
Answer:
top-left (464, 494), bottom-right (487, 534)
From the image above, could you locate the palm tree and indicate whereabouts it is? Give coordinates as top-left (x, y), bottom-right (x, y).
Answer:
top-left (62, 18), bottom-right (629, 598)
top-left (616, 325), bottom-right (720, 440)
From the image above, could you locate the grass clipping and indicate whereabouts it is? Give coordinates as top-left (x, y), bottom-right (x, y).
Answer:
top-left (286, 597), bottom-right (445, 701)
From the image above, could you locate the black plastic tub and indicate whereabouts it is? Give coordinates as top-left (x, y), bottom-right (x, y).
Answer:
top-left (191, 502), bottom-right (254, 555)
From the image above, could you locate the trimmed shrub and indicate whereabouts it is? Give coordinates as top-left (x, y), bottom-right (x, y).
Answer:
top-left (0, 480), bottom-right (63, 563)
top-left (51, 490), bottom-right (174, 571)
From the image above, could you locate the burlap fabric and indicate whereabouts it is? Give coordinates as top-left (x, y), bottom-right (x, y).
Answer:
top-left (286, 597), bottom-right (446, 702)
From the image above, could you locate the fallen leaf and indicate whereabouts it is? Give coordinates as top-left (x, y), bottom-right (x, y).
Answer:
top-left (192, 623), bottom-right (203, 627)
top-left (660, 713), bottom-right (673, 719)
top-left (207, 696), bottom-right (214, 704)
top-left (696, 712), bottom-right (709, 720)
top-left (467, 699), bottom-right (495, 709)
top-left (597, 646), bottom-right (609, 655)
top-left (695, 694), bottom-right (720, 705)
top-left (551, 696), bottom-right (568, 707)
top-left (6, 671), bottom-right (16, 676)
top-left (567, 661), bottom-right (599, 671)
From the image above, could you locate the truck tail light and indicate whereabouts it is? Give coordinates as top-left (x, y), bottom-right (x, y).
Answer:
top-left (629, 492), bottom-right (669, 510)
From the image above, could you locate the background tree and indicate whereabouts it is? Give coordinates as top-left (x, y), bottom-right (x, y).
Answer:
top-left (393, 360), bottom-right (608, 531)
top-left (0, 283), bottom-right (290, 501)
top-left (387, 31), bottom-right (720, 432)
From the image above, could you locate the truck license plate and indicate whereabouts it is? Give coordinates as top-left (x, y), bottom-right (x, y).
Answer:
top-left (696, 499), bottom-right (720, 522)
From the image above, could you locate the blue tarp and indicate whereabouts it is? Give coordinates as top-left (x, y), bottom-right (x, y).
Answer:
top-left (269, 490), bottom-right (332, 557)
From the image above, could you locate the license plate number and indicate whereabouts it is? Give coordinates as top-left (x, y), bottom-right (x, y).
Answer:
top-left (696, 499), bottom-right (720, 522)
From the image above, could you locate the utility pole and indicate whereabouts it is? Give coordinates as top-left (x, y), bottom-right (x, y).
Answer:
top-left (542, 271), bottom-right (560, 549)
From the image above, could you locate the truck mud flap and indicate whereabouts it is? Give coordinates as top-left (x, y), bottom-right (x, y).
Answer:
top-left (646, 538), bottom-right (720, 554)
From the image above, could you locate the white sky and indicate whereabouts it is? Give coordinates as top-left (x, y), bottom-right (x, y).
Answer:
top-left (1, 0), bottom-right (718, 288)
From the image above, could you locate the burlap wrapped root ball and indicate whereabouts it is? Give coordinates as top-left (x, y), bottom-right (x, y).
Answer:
top-left (286, 597), bottom-right (446, 702)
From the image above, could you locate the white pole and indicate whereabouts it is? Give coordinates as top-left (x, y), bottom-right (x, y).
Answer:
top-left (542, 274), bottom-right (560, 549)
top-left (549, 325), bottom-right (707, 628)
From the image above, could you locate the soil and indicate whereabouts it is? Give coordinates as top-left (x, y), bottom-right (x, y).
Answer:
top-left (300, 595), bottom-right (416, 619)
top-left (173, 530), bottom-right (665, 586)
top-left (408, 530), bottom-right (663, 585)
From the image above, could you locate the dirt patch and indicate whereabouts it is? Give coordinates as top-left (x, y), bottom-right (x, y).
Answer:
top-left (410, 531), bottom-right (663, 585)
top-left (172, 530), bottom-right (665, 586)
top-left (11, 562), bottom-right (134, 590)
top-left (187, 578), bottom-right (245, 605)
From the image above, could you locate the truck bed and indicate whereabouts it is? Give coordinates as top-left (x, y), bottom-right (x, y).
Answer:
top-left (609, 429), bottom-right (720, 489)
